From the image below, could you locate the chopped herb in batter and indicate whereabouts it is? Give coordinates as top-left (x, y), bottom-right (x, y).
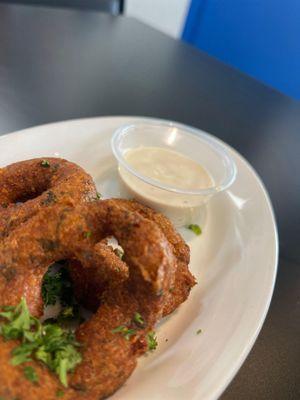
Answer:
top-left (147, 331), bottom-right (158, 351)
top-left (96, 192), bottom-right (102, 199)
top-left (56, 389), bottom-right (65, 397)
top-left (187, 224), bottom-right (202, 236)
top-left (23, 366), bottom-right (39, 383)
top-left (133, 312), bottom-right (144, 327)
top-left (196, 329), bottom-right (202, 335)
top-left (41, 160), bottom-right (50, 168)
top-left (111, 325), bottom-right (136, 340)
top-left (84, 231), bottom-right (92, 239)
top-left (41, 190), bottom-right (57, 206)
top-left (38, 239), bottom-right (59, 252)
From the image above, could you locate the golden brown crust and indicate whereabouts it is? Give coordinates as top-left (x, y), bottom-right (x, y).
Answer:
top-left (0, 336), bottom-right (66, 399)
top-left (0, 158), bottom-right (97, 240)
top-left (0, 200), bottom-right (178, 399)
top-left (110, 199), bottom-right (196, 316)
top-left (71, 199), bottom-right (196, 316)
top-left (0, 159), bottom-right (194, 400)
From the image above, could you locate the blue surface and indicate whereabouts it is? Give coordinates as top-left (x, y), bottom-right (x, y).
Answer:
top-left (182, 0), bottom-right (300, 99)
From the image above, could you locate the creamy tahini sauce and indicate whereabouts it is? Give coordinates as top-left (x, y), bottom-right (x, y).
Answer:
top-left (124, 147), bottom-right (212, 191)
top-left (119, 147), bottom-right (213, 226)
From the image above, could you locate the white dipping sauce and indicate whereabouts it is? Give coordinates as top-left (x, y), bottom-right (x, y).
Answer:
top-left (124, 147), bottom-right (212, 191)
top-left (119, 147), bottom-right (213, 226)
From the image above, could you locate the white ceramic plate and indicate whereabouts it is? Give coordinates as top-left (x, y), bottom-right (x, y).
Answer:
top-left (0, 117), bottom-right (278, 400)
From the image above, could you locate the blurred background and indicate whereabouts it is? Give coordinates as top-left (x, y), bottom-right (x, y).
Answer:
top-left (1, 0), bottom-right (299, 99)
top-left (127, 0), bottom-right (300, 100)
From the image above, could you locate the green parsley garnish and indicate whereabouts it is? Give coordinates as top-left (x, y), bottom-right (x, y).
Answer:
top-left (42, 266), bottom-right (73, 307)
top-left (42, 264), bottom-right (82, 326)
top-left (196, 329), bottom-right (202, 335)
top-left (0, 298), bottom-right (82, 387)
top-left (42, 270), bottom-right (64, 306)
top-left (56, 389), bottom-right (65, 397)
top-left (84, 231), bottom-right (92, 239)
top-left (113, 247), bottom-right (124, 260)
top-left (147, 331), bottom-right (158, 351)
top-left (96, 192), bottom-right (101, 199)
top-left (187, 224), bottom-right (202, 236)
top-left (41, 160), bottom-right (50, 168)
top-left (57, 305), bottom-right (76, 321)
top-left (11, 342), bottom-right (40, 365)
top-left (0, 297), bottom-right (38, 341)
top-left (23, 366), bottom-right (39, 383)
top-left (133, 312), bottom-right (144, 327)
top-left (111, 325), bottom-right (136, 340)
top-left (40, 326), bottom-right (82, 387)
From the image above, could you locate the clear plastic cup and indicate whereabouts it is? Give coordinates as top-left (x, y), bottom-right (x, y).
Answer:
top-left (111, 119), bottom-right (237, 227)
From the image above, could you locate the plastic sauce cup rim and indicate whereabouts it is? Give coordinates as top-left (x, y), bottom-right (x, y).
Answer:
top-left (111, 119), bottom-right (237, 196)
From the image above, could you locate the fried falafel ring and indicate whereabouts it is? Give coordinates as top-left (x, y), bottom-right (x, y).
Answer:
top-left (0, 200), bottom-right (192, 400)
top-left (0, 158), bottom-right (97, 240)
top-left (70, 199), bottom-right (196, 317)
